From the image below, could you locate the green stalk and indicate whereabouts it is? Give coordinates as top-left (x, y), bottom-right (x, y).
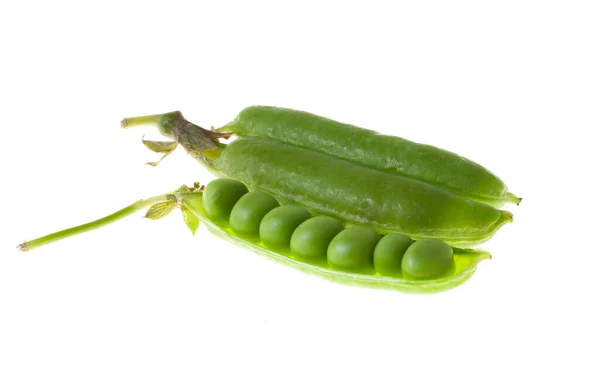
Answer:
top-left (18, 195), bottom-right (170, 251)
top-left (121, 111), bottom-right (232, 158)
top-left (120, 111), bottom-right (182, 130)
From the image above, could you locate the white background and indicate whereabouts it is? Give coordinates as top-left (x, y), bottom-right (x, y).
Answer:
top-left (1, 1), bottom-right (599, 367)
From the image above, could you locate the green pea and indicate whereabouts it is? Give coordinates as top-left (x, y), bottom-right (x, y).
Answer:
top-left (373, 234), bottom-right (414, 277)
top-left (230, 191), bottom-right (279, 240)
top-left (327, 227), bottom-right (381, 273)
top-left (259, 206), bottom-right (312, 250)
top-left (401, 239), bottom-right (454, 280)
top-left (202, 178), bottom-right (249, 226)
top-left (290, 216), bottom-right (344, 262)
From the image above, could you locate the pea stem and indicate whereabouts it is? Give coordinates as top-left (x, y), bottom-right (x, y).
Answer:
top-left (18, 194), bottom-right (170, 251)
top-left (122, 110), bottom-right (232, 166)
top-left (120, 111), bottom-right (179, 129)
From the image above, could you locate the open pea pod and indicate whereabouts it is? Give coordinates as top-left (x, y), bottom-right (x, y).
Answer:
top-left (205, 225), bottom-right (490, 293)
top-left (181, 192), bottom-right (491, 294)
top-left (19, 182), bottom-right (491, 294)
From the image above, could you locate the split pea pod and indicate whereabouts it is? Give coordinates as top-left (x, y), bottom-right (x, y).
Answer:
top-left (218, 106), bottom-right (521, 207)
top-left (18, 178), bottom-right (491, 294)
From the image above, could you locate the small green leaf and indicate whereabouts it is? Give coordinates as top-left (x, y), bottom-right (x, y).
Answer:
top-left (177, 185), bottom-right (191, 193)
top-left (142, 137), bottom-right (178, 153)
top-left (175, 182), bottom-right (203, 194)
top-left (181, 207), bottom-right (200, 235)
top-left (144, 200), bottom-right (177, 220)
top-left (142, 137), bottom-right (178, 167)
top-left (146, 151), bottom-right (176, 167)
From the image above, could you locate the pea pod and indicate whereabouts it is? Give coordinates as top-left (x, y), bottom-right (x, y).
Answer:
top-left (217, 106), bottom-right (520, 207)
top-left (195, 197), bottom-right (490, 294)
top-left (18, 180), bottom-right (491, 294)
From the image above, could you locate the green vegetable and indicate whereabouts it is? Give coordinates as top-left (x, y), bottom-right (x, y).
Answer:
top-left (327, 227), bottom-right (381, 273)
top-left (18, 179), bottom-right (490, 294)
top-left (290, 216), bottom-right (344, 262)
top-left (259, 205), bottom-right (312, 250)
top-left (218, 106), bottom-right (520, 207)
top-left (402, 239), bottom-right (455, 280)
top-left (374, 234), bottom-right (414, 277)
top-left (121, 112), bottom-right (513, 247)
top-left (202, 178), bottom-right (248, 226)
top-left (230, 191), bottom-right (280, 241)
top-left (209, 137), bottom-right (511, 247)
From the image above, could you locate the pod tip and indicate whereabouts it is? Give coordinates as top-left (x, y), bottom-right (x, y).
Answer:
top-left (17, 242), bottom-right (29, 252)
top-left (503, 211), bottom-right (514, 223)
top-left (120, 118), bottom-right (128, 128)
top-left (507, 192), bottom-right (522, 206)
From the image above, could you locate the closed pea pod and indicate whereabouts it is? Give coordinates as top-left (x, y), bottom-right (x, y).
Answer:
top-left (230, 191), bottom-right (279, 240)
top-left (373, 234), bottom-right (414, 277)
top-left (218, 106), bottom-right (521, 207)
top-left (327, 227), bottom-right (381, 273)
top-left (290, 216), bottom-right (344, 262)
top-left (259, 205), bottom-right (312, 250)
